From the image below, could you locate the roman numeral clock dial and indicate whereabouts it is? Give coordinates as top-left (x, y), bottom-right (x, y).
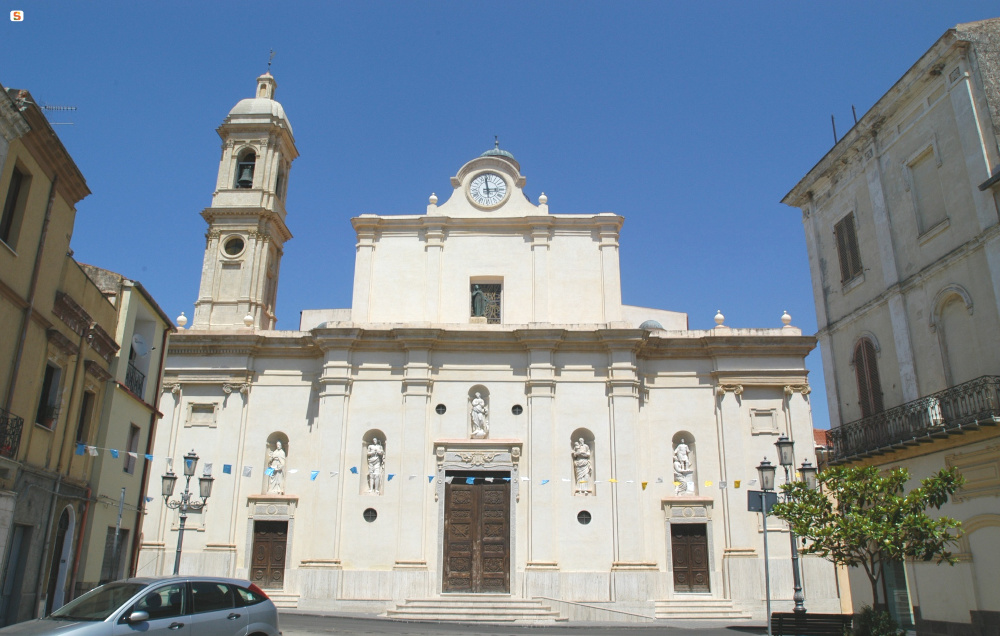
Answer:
top-left (469, 173), bottom-right (508, 207)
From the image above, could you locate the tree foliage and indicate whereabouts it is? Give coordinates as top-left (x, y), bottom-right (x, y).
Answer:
top-left (771, 465), bottom-right (964, 607)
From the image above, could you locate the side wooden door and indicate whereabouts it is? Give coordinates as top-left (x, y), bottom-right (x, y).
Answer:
top-left (443, 480), bottom-right (510, 593)
top-left (671, 523), bottom-right (710, 593)
top-left (251, 520), bottom-right (287, 589)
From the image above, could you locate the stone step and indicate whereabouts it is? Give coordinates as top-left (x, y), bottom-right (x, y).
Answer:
top-left (266, 592), bottom-right (300, 609)
top-left (385, 596), bottom-right (566, 623)
top-left (655, 598), bottom-right (751, 620)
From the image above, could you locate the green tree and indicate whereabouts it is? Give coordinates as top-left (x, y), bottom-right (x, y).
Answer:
top-left (771, 465), bottom-right (964, 608)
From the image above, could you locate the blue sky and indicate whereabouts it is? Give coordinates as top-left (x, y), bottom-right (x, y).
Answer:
top-left (4, 2), bottom-right (998, 430)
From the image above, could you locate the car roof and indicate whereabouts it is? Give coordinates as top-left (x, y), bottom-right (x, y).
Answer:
top-left (121, 576), bottom-right (254, 586)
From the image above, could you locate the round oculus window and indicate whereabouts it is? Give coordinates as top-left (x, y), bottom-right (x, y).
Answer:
top-left (363, 508), bottom-right (377, 523)
top-left (511, 404), bottom-right (523, 415)
top-left (577, 511), bottom-right (592, 525)
top-left (435, 404), bottom-right (447, 415)
top-left (223, 236), bottom-right (245, 256)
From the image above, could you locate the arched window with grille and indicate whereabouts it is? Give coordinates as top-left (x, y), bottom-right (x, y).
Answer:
top-left (854, 338), bottom-right (883, 417)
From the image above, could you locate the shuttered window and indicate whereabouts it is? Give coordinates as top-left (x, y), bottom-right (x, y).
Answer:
top-left (834, 213), bottom-right (863, 284)
top-left (854, 338), bottom-right (884, 417)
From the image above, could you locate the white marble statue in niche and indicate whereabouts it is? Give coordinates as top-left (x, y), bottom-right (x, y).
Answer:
top-left (470, 392), bottom-right (489, 439)
top-left (267, 441), bottom-right (286, 494)
top-left (572, 438), bottom-right (594, 495)
top-left (367, 437), bottom-right (385, 494)
top-left (673, 438), bottom-right (695, 496)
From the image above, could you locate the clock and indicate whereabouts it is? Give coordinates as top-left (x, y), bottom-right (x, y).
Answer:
top-left (469, 173), bottom-right (508, 207)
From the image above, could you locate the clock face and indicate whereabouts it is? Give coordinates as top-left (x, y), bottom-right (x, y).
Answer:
top-left (469, 173), bottom-right (508, 207)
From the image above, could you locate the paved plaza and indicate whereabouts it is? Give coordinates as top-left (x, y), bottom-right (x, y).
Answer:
top-left (278, 612), bottom-right (767, 636)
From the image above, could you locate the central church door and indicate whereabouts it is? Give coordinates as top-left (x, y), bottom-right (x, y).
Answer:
top-left (251, 520), bottom-right (287, 589)
top-left (671, 523), bottom-right (710, 592)
top-left (443, 477), bottom-right (510, 593)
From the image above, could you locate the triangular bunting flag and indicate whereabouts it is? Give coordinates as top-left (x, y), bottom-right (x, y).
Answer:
top-left (223, 464), bottom-right (232, 474)
top-left (204, 463), bottom-right (213, 475)
top-left (288, 468), bottom-right (298, 474)
top-left (445, 476), bottom-right (454, 484)
top-left (87, 446), bottom-right (98, 456)
top-left (388, 474), bottom-right (395, 481)
top-left (265, 467), bottom-right (275, 476)
top-left (428, 475), bottom-right (435, 483)
top-left (349, 466), bottom-right (358, 474)
top-left (641, 481), bottom-right (648, 490)
top-left (243, 466), bottom-right (252, 477)
top-left (502, 477), bottom-right (511, 482)
top-left (608, 478), bottom-right (618, 483)
top-left (541, 479), bottom-right (550, 485)
top-left (561, 478), bottom-right (571, 482)
top-left (734, 480), bottom-right (741, 488)
top-left (310, 471), bottom-right (320, 481)
top-left (656, 477), bottom-right (663, 483)
top-left (128, 452), bottom-right (138, 459)
top-left (110, 449), bottom-right (119, 459)
top-left (704, 480), bottom-right (713, 487)
top-left (465, 477), bottom-right (475, 484)
top-left (719, 481), bottom-right (727, 489)
top-left (75, 443), bottom-right (85, 455)
top-left (144, 454), bottom-right (154, 461)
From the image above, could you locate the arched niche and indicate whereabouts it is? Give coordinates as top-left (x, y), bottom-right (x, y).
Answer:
top-left (671, 431), bottom-right (697, 496)
top-left (931, 285), bottom-right (979, 386)
top-left (361, 429), bottom-right (387, 495)
top-left (570, 428), bottom-right (596, 496)
top-left (264, 432), bottom-right (289, 495)
top-left (468, 385), bottom-right (490, 439)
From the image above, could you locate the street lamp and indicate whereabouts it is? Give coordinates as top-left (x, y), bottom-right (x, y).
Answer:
top-left (774, 435), bottom-right (813, 614)
top-left (757, 457), bottom-right (776, 636)
top-left (162, 449), bottom-right (214, 575)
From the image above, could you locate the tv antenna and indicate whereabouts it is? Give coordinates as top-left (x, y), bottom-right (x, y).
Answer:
top-left (40, 102), bottom-right (77, 126)
top-left (267, 49), bottom-right (276, 72)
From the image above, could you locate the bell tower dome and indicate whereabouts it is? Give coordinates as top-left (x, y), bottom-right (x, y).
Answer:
top-left (191, 73), bottom-right (299, 331)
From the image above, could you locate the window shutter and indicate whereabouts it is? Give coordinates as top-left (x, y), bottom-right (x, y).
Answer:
top-left (854, 338), bottom-right (883, 417)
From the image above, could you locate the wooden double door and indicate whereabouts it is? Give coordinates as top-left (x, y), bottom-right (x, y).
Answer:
top-left (671, 523), bottom-right (710, 593)
top-left (251, 520), bottom-right (287, 589)
top-left (443, 476), bottom-right (510, 593)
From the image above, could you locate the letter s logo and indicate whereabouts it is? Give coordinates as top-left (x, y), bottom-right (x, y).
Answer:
top-left (10, 10), bottom-right (23, 21)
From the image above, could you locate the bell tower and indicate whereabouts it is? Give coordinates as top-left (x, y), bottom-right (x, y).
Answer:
top-left (192, 73), bottom-right (299, 331)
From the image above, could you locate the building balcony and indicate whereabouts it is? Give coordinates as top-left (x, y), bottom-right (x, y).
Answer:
top-left (0, 407), bottom-right (24, 459)
top-left (125, 361), bottom-right (146, 397)
top-left (828, 375), bottom-right (1000, 464)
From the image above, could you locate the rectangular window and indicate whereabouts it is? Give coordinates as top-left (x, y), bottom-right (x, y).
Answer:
top-left (833, 213), bottom-right (863, 284)
top-left (1, 166), bottom-right (31, 249)
top-left (35, 363), bottom-right (62, 428)
top-left (75, 390), bottom-right (95, 443)
top-left (470, 283), bottom-right (502, 324)
top-left (99, 526), bottom-right (130, 584)
top-left (124, 424), bottom-right (140, 474)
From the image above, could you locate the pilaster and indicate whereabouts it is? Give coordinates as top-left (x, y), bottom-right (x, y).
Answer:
top-left (598, 220), bottom-right (623, 323)
top-left (529, 222), bottom-right (551, 323)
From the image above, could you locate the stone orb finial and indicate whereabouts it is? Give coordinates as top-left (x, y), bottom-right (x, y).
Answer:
top-left (429, 193), bottom-right (438, 204)
top-left (243, 313), bottom-right (254, 327)
top-left (538, 192), bottom-right (548, 205)
top-left (714, 310), bottom-right (725, 326)
top-left (176, 312), bottom-right (188, 329)
top-left (781, 310), bottom-right (792, 326)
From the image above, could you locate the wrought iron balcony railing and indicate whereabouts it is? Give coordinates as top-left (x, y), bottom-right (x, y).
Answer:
top-left (0, 407), bottom-right (24, 459)
top-left (828, 375), bottom-right (1000, 463)
top-left (125, 361), bottom-right (146, 397)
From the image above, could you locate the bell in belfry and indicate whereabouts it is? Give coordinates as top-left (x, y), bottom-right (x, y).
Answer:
top-left (237, 165), bottom-right (254, 188)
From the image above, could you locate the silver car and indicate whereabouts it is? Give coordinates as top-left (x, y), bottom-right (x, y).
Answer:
top-left (0, 576), bottom-right (280, 635)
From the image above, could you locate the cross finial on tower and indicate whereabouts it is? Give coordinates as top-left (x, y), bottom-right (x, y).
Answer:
top-left (267, 49), bottom-right (276, 72)
top-left (494, 135), bottom-right (499, 149)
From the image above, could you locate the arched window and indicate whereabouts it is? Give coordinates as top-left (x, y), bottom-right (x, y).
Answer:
top-left (235, 151), bottom-right (256, 189)
top-left (854, 338), bottom-right (883, 417)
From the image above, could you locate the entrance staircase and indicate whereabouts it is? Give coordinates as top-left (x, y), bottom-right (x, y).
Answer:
top-left (655, 597), bottom-right (751, 620)
top-left (267, 592), bottom-right (299, 609)
top-left (384, 595), bottom-right (567, 623)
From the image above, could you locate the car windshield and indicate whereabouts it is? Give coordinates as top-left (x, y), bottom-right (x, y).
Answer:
top-left (49, 582), bottom-right (147, 621)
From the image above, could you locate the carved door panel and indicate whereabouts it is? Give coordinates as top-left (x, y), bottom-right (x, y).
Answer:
top-left (443, 480), bottom-right (510, 593)
top-left (671, 523), bottom-right (710, 593)
top-left (251, 520), bottom-right (287, 589)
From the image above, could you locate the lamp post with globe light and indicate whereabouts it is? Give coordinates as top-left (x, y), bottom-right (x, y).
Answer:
top-left (774, 434), bottom-right (819, 614)
top-left (162, 449), bottom-right (214, 575)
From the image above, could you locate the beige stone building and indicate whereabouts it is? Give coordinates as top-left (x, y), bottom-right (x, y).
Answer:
top-left (138, 74), bottom-right (842, 621)
top-left (783, 18), bottom-right (1000, 636)
top-left (74, 265), bottom-right (173, 594)
top-left (0, 84), bottom-right (119, 624)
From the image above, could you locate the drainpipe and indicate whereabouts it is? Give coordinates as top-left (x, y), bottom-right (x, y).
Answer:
top-left (67, 486), bottom-right (90, 598)
top-left (4, 175), bottom-right (57, 440)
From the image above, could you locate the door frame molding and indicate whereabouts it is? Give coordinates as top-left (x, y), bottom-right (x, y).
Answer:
top-left (244, 495), bottom-right (297, 583)
top-left (662, 497), bottom-right (716, 598)
top-left (434, 439), bottom-right (522, 595)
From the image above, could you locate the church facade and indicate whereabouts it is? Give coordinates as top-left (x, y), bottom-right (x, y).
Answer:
top-left (136, 74), bottom-right (841, 619)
